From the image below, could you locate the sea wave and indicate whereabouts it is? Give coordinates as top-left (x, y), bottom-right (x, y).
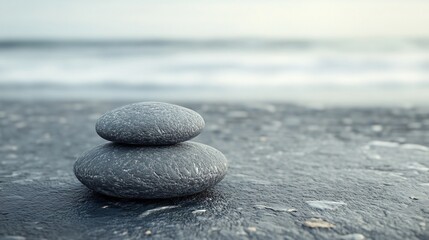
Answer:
top-left (1, 39), bottom-right (429, 51)
top-left (0, 39), bottom-right (428, 88)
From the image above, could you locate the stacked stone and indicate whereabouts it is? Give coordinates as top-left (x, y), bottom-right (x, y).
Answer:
top-left (74, 102), bottom-right (228, 199)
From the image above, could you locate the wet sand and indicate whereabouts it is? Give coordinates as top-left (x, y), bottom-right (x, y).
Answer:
top-left (1, 100), bottom-right (429, 239)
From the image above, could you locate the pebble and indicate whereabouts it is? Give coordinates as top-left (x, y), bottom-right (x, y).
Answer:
top-left (340, 233), bottom-right (366, 240)
top-left (139, 206), bottom-right (179, 218)
top-left (303, 218), bottom-right (335, 228)
top-left (306, 200), bottom-right (347, 210)
top-left (192, 209), bottom-right (207, 214)
top-left (95, 102), bottom-right (205, 145)
top-left (74, 142), bottom-right (227, 199)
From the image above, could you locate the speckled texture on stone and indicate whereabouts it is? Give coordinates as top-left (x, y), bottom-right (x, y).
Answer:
top-left (74, 142), bottom-right (228, 199)
top-left (95, 102), bottom-right (205, 145)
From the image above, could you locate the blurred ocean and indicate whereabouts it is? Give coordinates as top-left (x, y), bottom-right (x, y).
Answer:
top-left (1, 39), bottom-right (429, 104)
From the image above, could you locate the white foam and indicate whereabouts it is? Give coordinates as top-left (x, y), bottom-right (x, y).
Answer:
top-left (401, 144), bottom-right (429, 152)
top-left (367, 141), bottom-right (399, 148)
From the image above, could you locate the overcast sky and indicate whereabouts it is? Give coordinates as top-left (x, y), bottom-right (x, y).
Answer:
top-left (1, 0), bottom-right (429, 39)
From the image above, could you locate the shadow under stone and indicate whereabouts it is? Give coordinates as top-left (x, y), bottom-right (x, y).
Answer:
top-left (0, 178), bottom-right (231, 239)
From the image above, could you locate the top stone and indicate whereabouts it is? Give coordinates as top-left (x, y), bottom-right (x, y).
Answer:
top-left (95, 102), bottom-right (205, 145)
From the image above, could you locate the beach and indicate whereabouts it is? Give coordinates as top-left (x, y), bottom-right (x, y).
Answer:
top-left (1, 100), bottom-right (428, 239)
top-left (2, 1), bottom-right (429, 238)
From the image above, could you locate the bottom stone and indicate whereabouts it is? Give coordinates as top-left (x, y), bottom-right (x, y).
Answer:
top-left (73, 142), bottom-right (228, 199)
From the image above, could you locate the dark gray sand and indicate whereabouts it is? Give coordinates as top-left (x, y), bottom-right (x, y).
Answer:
top-left (1, 101), bottom-right (429, 239)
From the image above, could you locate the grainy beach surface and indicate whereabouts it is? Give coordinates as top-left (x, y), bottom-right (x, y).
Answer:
top-left (1, 100), bottom-right (429, 239)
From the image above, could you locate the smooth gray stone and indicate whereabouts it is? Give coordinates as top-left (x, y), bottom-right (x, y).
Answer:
top-left (73, 142), bottom-right (228, 199)
top-left (95, 102), bottom-right (205, 145)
